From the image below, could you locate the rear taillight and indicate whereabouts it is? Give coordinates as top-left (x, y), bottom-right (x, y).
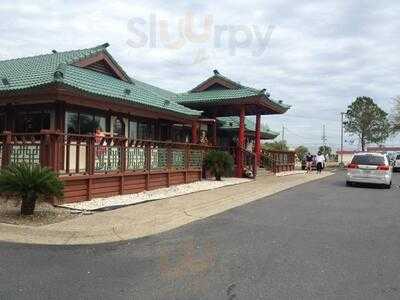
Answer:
top-left (347, 163), bottom-right (358, 169)
top-left (377, 165), bottom-right (390, 171)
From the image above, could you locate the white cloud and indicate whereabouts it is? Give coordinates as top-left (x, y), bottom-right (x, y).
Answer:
top-left (1, 0), bottom-right (400, 151)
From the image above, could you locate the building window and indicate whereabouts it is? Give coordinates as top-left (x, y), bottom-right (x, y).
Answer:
top-left (113, 117), bottom-right (125, 136)
top-left (66, 111), bottom-right (106, 134)
top-left (94, 116), bottom-right (106, 132)
top-left (79, 113), bottom-right (96, 134)
top-left (129, 120), bottom-right (137, 140)
top-left (66, 111), bottom-right (79, 134)
top-left (16, 110), bottom-right (51, 133)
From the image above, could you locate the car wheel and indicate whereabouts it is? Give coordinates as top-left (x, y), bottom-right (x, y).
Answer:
top-left (385, 182), bottom-right (392, 189)
top-left (346, 181), bottom-right (352, 187)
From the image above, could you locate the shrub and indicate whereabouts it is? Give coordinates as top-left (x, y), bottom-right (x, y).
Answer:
top-left (204, 150), bottom-right (234, 181)
top-left (0, 164), bottom-right (64, 215)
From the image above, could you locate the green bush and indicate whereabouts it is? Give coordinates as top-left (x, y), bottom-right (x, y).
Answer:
top-left (204, 150), bottom-right (234, 181)
top-left (0, 164), bottom-right (64, 215)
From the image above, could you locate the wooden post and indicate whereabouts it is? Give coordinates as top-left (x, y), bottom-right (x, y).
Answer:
top-left (184, 145), bottom-right (189, 183)
top-left (191, 121), bottom-right (198, 144)
top-left (212, 121), bottom-right (217, 146)
top-left (145, 142), bottom-right (151, 190)
top-left (119, 138), bottom-right (127, 195)
top-left (1, 131), bottom-right (12, 168)
top-left (235, 106), bottom-right (245, 177)
top-left (88, 134), bottom-right (95, 175)
top-left (255, 114), bottom-right (261, 168)
top-left (167, 143), bottom-right (172, 187)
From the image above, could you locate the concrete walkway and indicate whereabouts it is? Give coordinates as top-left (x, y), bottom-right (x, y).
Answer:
top-left (0, 172), bottom-right (333, 245)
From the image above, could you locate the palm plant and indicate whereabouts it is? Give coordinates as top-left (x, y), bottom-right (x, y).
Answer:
top-left (0, 164), bottom-right (64, 215)
top-left (204, 150), bottom-right (234, 181)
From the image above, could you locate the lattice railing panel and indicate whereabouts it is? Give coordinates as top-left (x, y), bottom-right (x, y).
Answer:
top-left (95, 146), bottom-right (121, 172)
top-left (151, 147), bottom-right (167, 170)
top-left (189, 150), bottom-right (203, 168)
top-left (126, 147), bottom-right (146, 171)
top-left (172, 148), bottom-right (185, 169)
top-left (10, 144), bottom-right (40, 166)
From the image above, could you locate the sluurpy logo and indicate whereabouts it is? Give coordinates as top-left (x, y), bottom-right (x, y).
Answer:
top-left (127, 12), bottom-right (275, 65)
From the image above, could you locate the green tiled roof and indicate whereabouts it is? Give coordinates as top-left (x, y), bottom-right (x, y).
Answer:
top-left (173, 72), bottom-right (290, 112)
top-left (0, 43), bottom-right (201, 116)
top-left (130, 77), bottom-right (176, 100)
top-left (218, 116), bottom-right (279, 139)
top-left (174, 87), bottom-right (260, 103)
top-left (62, 66), bottom-right (201, 116)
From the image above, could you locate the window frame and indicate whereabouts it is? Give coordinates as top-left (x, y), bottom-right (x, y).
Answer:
top-left (65, 111), bottom-right (106, 135)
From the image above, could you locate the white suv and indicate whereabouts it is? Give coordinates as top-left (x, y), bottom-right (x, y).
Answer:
top-left (346, 153), bottom-right (392, 188)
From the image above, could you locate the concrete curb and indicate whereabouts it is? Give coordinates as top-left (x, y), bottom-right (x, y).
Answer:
top-left (0, 172), bottom-right (334, 245)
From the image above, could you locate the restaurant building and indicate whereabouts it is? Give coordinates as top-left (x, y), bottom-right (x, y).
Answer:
top-left (0, 43), bottom-right (290, 203)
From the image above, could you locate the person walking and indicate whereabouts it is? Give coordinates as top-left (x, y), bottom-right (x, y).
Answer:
top-left (315, 152), bottom-right (325, 174)
top-left (305, 152), bottom-right (313, 173)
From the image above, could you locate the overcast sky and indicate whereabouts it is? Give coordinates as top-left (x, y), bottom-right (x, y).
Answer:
top-left (1, 0), bottom-right (400, 151)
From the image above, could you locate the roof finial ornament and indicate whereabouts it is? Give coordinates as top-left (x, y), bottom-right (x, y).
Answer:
top-left (54, 63), bottom-right (66, 82)
top-left (1, 78), bottom-right (9, 86)
top-left (213, 69), bottom-right (220, 75)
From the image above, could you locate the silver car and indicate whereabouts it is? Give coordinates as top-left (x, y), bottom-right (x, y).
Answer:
top-left (346, 153), bottom-right (392, 188)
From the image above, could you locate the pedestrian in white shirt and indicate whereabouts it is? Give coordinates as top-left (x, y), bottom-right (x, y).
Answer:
top-left (315, 152), bottom-right (325, 174)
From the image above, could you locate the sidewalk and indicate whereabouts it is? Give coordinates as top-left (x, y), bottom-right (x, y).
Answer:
top-left (0, 171), bottom-right (333, 245)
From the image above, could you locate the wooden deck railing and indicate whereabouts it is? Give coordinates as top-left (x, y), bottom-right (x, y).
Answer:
top-left (261, 149), bottom-right (295, 173)
top-left (0, 130), bottom-right (216, 203)
top-left (0, 130), bottom-right (214, 175)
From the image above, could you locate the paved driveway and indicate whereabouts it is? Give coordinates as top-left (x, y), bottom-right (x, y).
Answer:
top-left (1, 172), bottom-right (400, 299)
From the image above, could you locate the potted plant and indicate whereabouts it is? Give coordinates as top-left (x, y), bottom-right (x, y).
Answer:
top-left (0, 164), bottom-right (64, 215)
top-left (204, 150), bottom-right (234, 181)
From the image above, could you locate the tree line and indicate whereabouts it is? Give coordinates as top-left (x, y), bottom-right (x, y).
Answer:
top-left (265, 95), bottom-right (400, 158)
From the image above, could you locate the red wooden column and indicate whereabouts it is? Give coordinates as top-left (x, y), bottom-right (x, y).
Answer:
top-left (191, 121), bottom-right (198, 144)
top-left (235, 106), bottom-right (245, 177)
top-left (255, 114), bottom-right (261, 166)
top-left (212, 121), bottom-right (217, 146)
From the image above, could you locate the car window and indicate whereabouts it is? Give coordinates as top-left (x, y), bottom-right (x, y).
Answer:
top-left (351, 155), bottom-right (386, 165)
top-left (396, 154), bottom-right (400, 159)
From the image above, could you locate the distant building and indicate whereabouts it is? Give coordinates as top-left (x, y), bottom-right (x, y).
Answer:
top-left (336, 150), bottom-right (359, 165)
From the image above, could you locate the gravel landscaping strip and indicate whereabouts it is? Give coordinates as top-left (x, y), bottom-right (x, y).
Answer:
top-left (58, 177), bottom-right (252, 211)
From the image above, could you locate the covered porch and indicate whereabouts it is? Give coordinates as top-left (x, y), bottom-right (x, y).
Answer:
top-left (175, 70), bottom-right (290, 177)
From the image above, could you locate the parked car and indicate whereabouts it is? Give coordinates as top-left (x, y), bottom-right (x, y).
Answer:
top-left (346, 153), bottom-right (392, 188)
top-left (301, 155), bottom-right (316, 170)
top-left (393, 153), bottom-right (400, 172)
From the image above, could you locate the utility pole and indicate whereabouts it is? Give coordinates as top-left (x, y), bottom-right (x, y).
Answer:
top-left (322, 124), bottom-right (327, 148)
top-left (340, 112), bottom-right (345, 165)
top-left (281, 125), bottom-right (285, 148)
